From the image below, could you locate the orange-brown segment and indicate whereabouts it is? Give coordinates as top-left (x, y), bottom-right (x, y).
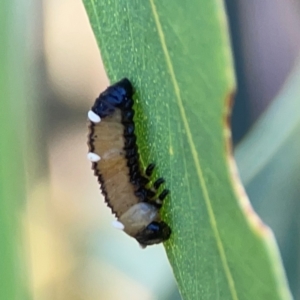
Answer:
top-left (88, 109), bottom-right (140, 217)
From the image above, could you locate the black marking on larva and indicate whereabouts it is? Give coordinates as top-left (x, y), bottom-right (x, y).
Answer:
top-left (125, 146), bottom-right (138, 158)
top-left (145, 163), bottom-right (155, 176)
top-left (123, 98), bottom-right (134, 109)
top-left (127, 156), bottom-right (138, 167)
top-left (159, 189), bottom-right (169, 201)
top-left (134, 188), bottom-right (148, 201)
top-left (137, 176), bottom-right (150, 186)
top-left (88, 125), bottom-right (95, 153)
top-left (124, 135), bottom-right (137, 148)
top-left (154, 178), bottom-right (165, 190)
top-left (87, 78), bottom-right (171, 247)
top-left (130, 171), bottom-right (139, 182)
top-left (124, 123), bottom-right (135, 136)
top-left (122, 110), bottom-right (134, 123)
top-left (129, 164), bottom-right (139, 174)
top-left (92, 162), bottom-right (99, 177)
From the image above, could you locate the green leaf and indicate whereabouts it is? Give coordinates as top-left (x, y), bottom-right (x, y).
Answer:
top-left (235, 61), bottom-right (300, 299)
top-left (82, 1), bottom-right (292, 299)
top-left (0, 0), bottom-right (29, 298)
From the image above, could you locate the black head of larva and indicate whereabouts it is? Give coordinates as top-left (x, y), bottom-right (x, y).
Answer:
top-left (87, 78), bottom-right (171, 248)
top-left (92, 78), bottom-right (133, 118)
top-left (136, 221), bottom-right (171, 247)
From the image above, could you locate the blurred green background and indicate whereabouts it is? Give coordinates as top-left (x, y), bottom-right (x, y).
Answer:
top-left (1, 0), bottom-right (300, 299)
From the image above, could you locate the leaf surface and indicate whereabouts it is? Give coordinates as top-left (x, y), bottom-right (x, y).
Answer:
top-left (82, 1), bottom-right (292, 299)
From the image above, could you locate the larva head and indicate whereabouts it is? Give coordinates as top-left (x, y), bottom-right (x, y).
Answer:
top-left (135, 221), bottom-right (171, 247)
top-left (92, 78), bottom-right (133, 117)
top-left (117, 203), bottom-right (171, 246)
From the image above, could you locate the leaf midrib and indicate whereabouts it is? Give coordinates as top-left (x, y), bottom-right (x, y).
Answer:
top-left (148, 0), bottom-right (238, 299)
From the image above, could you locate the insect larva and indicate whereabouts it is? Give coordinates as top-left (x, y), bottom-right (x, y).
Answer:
top-left (87, 78), bottom-right (171, 247)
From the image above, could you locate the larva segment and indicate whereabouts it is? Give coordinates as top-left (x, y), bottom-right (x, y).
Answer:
top-left (88, 109), bottom-right (140, 217)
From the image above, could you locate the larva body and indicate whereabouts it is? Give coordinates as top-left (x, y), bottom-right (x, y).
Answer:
top-left (87, 78), bottom-right (171, 247)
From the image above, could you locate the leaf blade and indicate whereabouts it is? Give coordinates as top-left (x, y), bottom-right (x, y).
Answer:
top-left (148, 2), bottom-right (238, 297)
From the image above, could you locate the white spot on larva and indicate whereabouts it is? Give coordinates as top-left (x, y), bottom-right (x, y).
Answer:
top-left (112, 220), bottom-right (125, 230)
top-left (87, 152), bottom-right (101, 162)
top-left (88, 110), bottom-right (101, 123)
